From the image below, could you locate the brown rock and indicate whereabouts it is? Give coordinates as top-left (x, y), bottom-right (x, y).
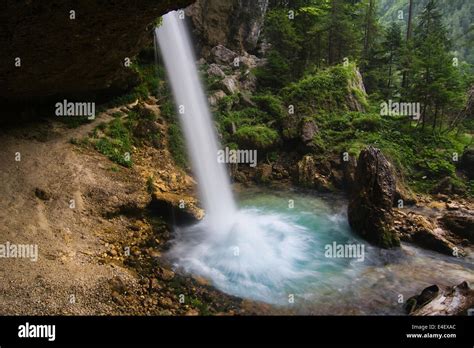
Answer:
top-left (348, 146), bottom-right (400, 248)
top-left (1, 0), bottom-right (194, 101)
top-left (255, 164), bottom-right (272, 184)
top-left (156, 268), bottom-right (175, 281)
top-left (440, 210), bottom-right (474, 243)
top-left (297, 156), bottom-right (332, 191)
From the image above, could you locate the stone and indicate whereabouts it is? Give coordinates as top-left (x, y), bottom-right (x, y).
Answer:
top-left (156, 267), bottom-right (175, 281)
top-left (208, 90), bottom-right (227, 107)
top-left (440, 211), bottom-right (474, 243)
top-left (255, 164), bottom-right (272, 184)
top-left (34, 188), bottom-right (51, 201)
top-left (406, 285), bottom-right (440, 314)
top-left (395, 212), bottom-right (463, 256)
top-left (297, 156), bottom-right (332, 191)
top-left (211, 45), bottom-right (239, 65)
top-left (300, 119), bottom-right (319, 145)
top-left (409, 282), bottom-right (474, 315)
top-left (220, 76), bottom-right (239, 94)
top-left (348, 146), bottom-right (400, 248)
top-left (207, 64), bottom-right (226, 79)
top-left (345, 68), bottom-right (367, 112)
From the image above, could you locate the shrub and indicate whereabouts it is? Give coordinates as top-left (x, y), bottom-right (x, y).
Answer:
top-left (234, 125), bottom-right (279, 150)
top-left (251, 94), bottom-right (285, 121)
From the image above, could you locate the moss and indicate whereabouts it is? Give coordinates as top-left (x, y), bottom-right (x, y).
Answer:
top-left (168, 123), bottom-right (187, 168)
top-left (352, 113), bottom-right (382, 131)
top-left (251, 94), bottom-right (285, 121)
top-left (234, 125), bottom-right (279, 150)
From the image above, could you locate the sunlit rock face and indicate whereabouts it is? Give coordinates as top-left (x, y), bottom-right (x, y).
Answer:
top-left (186, 0), bottom-right (269, 56)
top-left (0, 0), bottom-right (194, 102)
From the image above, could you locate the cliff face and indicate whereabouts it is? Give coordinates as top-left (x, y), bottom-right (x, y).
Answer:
top-left (1, 0), bottom-right (193, 102)
top-left (186, 0), bottom-right (269, 56)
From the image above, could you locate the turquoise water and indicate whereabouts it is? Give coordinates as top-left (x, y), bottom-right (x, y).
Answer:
top-left (168, 188), bottom-right (474, 314)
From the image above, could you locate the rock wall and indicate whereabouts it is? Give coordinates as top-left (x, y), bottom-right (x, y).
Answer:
top-left (185, 0), bottom-right (269, 56)
top-left (1, 0), bottom-right (194, 102)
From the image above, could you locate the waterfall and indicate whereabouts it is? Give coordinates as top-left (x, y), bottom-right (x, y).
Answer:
top-left (156, 11), bottom-right (237, 232)
top-left (156, 10), bottom-right (314, 303)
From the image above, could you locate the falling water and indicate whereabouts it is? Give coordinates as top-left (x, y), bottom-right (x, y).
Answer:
top-left (155, 12), bottom-right (474, 310)
top-left (156, 11), bottom-right (237, 232)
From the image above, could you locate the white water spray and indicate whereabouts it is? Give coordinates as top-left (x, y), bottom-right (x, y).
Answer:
top-left (156, 11), bottom-right (328, 304)
top-left (156, 12), bottom-right (236, 232)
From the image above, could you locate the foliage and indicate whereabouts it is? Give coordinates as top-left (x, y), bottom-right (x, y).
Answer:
top-left (234, 125), bottom-right (279, 150)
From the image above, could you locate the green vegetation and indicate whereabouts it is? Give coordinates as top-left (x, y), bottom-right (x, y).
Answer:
top-left (234, 125), bottom-right (279, 150)
top-left (208, 0), bottom-right (473, 196)
top-left (94, 118), bottom-right (133, 167)
top-left (168, 123), bottom-right (188, 168)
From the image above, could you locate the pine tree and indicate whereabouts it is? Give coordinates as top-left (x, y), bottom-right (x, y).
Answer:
top-left (409, 0), bottom-right (465, 131)
top-left (383, 22), bottom-right (402, 98)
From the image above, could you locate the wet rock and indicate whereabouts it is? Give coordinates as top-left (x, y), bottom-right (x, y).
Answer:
top-left (409, 282), bottom-right (474, 315)
top-left (341, 154), bottom-right (357, 191)
top-left (34, 188), bottom-right (51, 201)
top-left (297, 156), bottom-right (332, 191)
top-left (233, 170), bottom-right (248, 183)
top-left (255, 164), bottom-right (272, 184)
top-left (440, 210), bottom-right (474, 243)
top-left (348, 146), bottom-right (400, 248)
top-left (406, 285), bottom-right (440, 314)
top-left (395, 211), bottom-right (463, 256)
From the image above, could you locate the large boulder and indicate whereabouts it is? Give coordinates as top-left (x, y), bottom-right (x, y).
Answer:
top-left (210, 45), bottom-right (239, 65)
top-left (348, 146), bottom-right (400, 248)
top-left (1, 0), bottom-right (194, 102)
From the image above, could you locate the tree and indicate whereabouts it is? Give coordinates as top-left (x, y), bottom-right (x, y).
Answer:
top-left (383, 22), bottom-right (403, 98)
top-left (409, 0), bottom-right (465, 131)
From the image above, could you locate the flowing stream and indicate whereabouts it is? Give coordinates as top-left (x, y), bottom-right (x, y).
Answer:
top-left (156, 11), bottom-right (474, 314)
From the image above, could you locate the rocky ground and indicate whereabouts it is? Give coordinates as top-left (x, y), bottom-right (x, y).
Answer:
top-left (0, 102), bottom-right (254, 315)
